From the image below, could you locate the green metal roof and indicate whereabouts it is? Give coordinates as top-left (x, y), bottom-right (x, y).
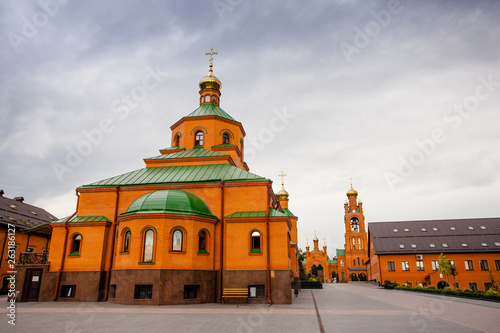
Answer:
top-left (336, 249), bottom-right (345, 256)
top-left (52, 216), bottom-right (112, 223)
top-left (80, 164), bottom-right (267, 188)
top-left (211, 144), bottom-right (238, 148)
top-left (121, 190), bottom-right (217, 220)
top-left (159, 146), bottom-right (185, 151)
top-left (282, 208), bottom-right (296, 217)
top-left (184, 104), bottom-right (238, 122)
top-left (224, 208), bottom-right (287, 219)
top-left (145, 147), bottom-right (229, 160)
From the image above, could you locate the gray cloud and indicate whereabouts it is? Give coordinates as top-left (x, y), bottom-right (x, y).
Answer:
top-left (0, 0), bottom-right (499, 252)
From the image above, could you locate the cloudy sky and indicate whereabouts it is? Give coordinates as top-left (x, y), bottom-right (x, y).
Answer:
top-left (1, 0), bottom-right (499, 257)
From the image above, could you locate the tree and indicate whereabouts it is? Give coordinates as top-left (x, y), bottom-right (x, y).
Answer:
top-left (487, 269), bottom-right (498, 291)
top-left (438, 253), bottom-right (452, 284)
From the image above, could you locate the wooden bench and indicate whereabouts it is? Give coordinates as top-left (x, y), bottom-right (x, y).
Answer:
top-left (222, 288), bottom-right (248, 304)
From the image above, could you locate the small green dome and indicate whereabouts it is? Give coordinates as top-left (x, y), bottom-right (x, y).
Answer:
top-left (123, 190), bottom-right (217, 220)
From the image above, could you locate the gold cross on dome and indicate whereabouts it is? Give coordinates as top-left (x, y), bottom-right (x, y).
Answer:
top-left (278, 171), bottom-right (287, 186)
top-left (205, 47), bottom-right (218, 65)
top-left (349, 176), bottom-right (353, 186)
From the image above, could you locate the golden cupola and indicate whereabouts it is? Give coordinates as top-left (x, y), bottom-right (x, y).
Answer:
top-left (346, 185), bottom-right (358, 197)
top-left (199, 48), bottom-right (222, 106)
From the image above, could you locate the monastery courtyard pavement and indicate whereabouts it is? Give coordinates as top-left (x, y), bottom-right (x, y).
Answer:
top-left (2, 282), bottom-right (499, 333)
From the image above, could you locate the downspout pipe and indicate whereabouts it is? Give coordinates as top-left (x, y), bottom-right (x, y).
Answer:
top-left (53, 190), bottom-right (79, 300)
top-left (104, 186), bottom-right (120, 300)
top-left (266, 181), bottom-right (272, 304)
top-left (219, 181), bottom-right (225, 302)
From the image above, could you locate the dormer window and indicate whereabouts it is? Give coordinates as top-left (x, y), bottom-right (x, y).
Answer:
top-left (195, 131), bottom-right (204, 147)
top-left (222, 133), bottom-right (229, 144)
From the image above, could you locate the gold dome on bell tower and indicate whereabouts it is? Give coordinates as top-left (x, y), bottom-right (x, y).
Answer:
top-left (199, 48), bottom-right (222, 91)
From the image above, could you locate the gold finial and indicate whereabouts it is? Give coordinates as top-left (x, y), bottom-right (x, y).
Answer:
top-left (205, 47), bottom-right (218, 74)
top-left (349, 176), bottom-right (353, 186)
top-left (278, 171), bottom-right (287, 188)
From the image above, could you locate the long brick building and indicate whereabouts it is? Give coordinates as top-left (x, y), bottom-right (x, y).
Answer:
top-left (366, 218), bottom-right (500, 291)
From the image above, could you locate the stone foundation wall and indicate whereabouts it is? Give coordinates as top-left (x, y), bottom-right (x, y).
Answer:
top-left (109, 269), bottom-right (217, 305)
top-left (223, 270), bottom-right (292, 304)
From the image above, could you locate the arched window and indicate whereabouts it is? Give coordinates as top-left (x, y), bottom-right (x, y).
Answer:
top-left (352, 238), bottom-right (356, 250)
top-left (353, 259), bottom-right (356, 266)
top-left (222, 133), bottom-right (229, 144)
top-left (123, 230), bottom-right (131, 252)
top-left (143, 229), bottom-right (154, 263)
top-left (195, 131), bottom-right (203, 147)
top-left (358, 238), bottom-right (362, 250)
top-left (198, 230), bottom-right (207, 253)
top-left (350, 218), bottom-right (359, 231)
top-left (71, 234), bottom-right (82, 255)
top-left (251, 230), bottom-right (261, 252)
top-left (172, 230), bottom-right (183, 251)
top-left (174, 134), bottom-right (180, 147)
top-left (205, 95), bottom-right (210, 103)
top-left (211, 96), bottom-right (217, 104)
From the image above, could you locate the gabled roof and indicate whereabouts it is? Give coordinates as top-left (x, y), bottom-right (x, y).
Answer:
top-left (145, 147), bottom-right (229, 160)
top-left (184, 103), bottom-right (237, 122)
top-left (79, 164), bottom-right (267, 188)
top-left (369, 217), bottom-right (500, 255)
top-left (0, 194), bottom-right (57, 235)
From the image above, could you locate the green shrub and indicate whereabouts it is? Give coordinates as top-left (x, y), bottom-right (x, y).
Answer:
top-left (384, 280), bottom-right (392, 286)
top-left (443, 287), bottom-right (454, 294)
top-left (486, 288), bottom-right (499, 296)
top-left (425, 285), bottom-right (437, 290)
top-left (463, 288), bottom-right (473, 293)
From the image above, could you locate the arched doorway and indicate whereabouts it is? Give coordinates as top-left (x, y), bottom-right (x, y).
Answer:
top-left (437, 281), bottom-right (449, 289)
top-left (341, 272), bottom-right (345, 282)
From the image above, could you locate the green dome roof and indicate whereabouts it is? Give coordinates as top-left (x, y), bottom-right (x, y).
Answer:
top-left (122, 190), bottom-right (217, 220)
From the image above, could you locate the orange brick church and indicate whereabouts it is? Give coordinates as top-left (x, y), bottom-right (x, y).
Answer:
top-left (15, 50), bottom-right (299, 305)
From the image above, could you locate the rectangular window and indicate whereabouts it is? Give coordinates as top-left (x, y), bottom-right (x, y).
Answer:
top-left (134, 285), bottom-right (153, 299)
top-left (184, 285), bottom-right (200, 299)
top-left (60, 285), bottom-right (76, 298)
top-left (353, 260), bottom-right (356, 266)
top-left (469, 282), bottom-right (478, 291)
top-left (431, 261), bottom-right (439, 271)
top-left (248, 285), bottom-right (265, 298)
top-left (416, 261), bottom-right (425, 271)
top-left (495, 260), bottom-right (500, 271)
top-left (449, 260), bottom-right (455, 269)
top-left (484, 283), bottom-right (493, 291)
top-left (402, 261), bottom-right (410, 271)
top-left (387, 261), bottom-right (395, 271)
top-left (480, 260), bottom-right (489, 271)
top-left (465, 260), bottom-right (474, 271)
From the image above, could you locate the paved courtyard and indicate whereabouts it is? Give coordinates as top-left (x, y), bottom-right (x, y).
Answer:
top-left (2, 283), bottom-right (499, 332)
